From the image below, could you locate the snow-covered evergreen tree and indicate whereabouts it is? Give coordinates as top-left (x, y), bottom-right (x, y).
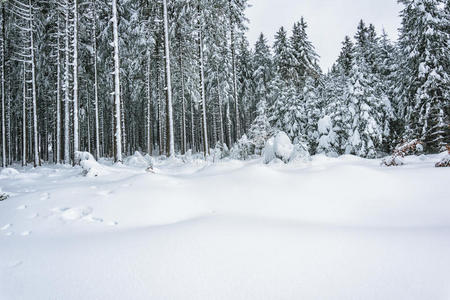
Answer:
top-left (397, 0), bottom-right (449, 152)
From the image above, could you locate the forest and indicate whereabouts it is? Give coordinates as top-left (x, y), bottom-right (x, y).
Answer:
top-left (0, 0), bottom-right (448, 167)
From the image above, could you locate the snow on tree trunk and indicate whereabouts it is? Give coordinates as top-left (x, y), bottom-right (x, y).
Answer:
top-left (163, 0), bottom-right (175, 157)
top-left (198, 25), bottom-right (209, 155)
top-left (112, 0), bottom-right (122, 163)
top-left (64, 1), bottom-right (71, 164)
top-left (22, 62), bottom-right (26, 166)
top-left (92, 1), bottom-right (100, 160)
top-left (0, 3), bottom-right (5, 167)
top-left (72, 0), bottom-right (79, 159)
top-left (229, 5), bottom-right (240, 140)
top-left (180, 52), bottom-right (187, 154)
top-left (55, 14), bottom-right (62, 163)
top-left (146, 50), bottom-right (152, 156)
top-left (29, 0), bottom-right (39, 167)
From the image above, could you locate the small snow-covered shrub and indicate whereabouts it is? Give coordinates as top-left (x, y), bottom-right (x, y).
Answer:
top-left (209, 143), bottom-right (229, 161)
top-left (0, 168), bottom-right (20, 178)
top-left (230, 135), bottom-right (254, 160)
top-left (80, 160), bottom-right (109, 177)
top-left (264, 132), bottom-right (294, 164)
top-left (381, 139), bottom-right (422, 167)
top-left (74, 151), bottom-right (96, 165)
top-left (124, 151), bottom-right (149, 168)
top-left (382, 155), bottom-right (405, 167)
top-left (273, 132), bottom-right (294, 163)
top-left (290, 140), bottom-right (311, 163)
top-left (435, 146), bottom-right (450, 168)
top-left (316, 116), bottom-right (339, 157)
top-left (0, 188), bottom-right (9, 201)
top-left (74, 151), bottom-right (109, 177)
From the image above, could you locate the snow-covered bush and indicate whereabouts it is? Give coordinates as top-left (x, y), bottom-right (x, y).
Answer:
top-left (248, 99), bottom-right (272, 155)
top-left (290, 140), bottom-right (310, 163)
top-left (74, 151), bottom-right (109, 177)
top-left (381, 139), bottom-right (423, 167)
top-left (435, 146), bottom-right (450, 168)
top-left (209, 143), bottom-right (229, 161)
top-left (0, 188), bottom-right (9, 201)
top-left (230, 135), bottom-right (254, 160)
top-left (264, 132), bottom-right (293, 164)
top-left (0, 168), bottom-right (20, 179)
top-left (74, 151), bottom-right (96, 165)
top-left (316, 116), bottom-right (339, 157)
top-left (124, 151), bottom-right (149, 168)
top-left (263, 131), bottom-right (310, 164)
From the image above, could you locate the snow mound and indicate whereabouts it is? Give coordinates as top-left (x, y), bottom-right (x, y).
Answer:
top-left (125, 151), bottom-right (150, 168)
top-left (435, 152), bottom-right (450, 168)
top-left (0, 168), bottom-right (20, 178)
top-left (74, 151), bottom-right (96, 165)
top-left (74, 151), bottom-right (110, 177)
top-left (80, 160), bottom-right (110, 177)
top-left (0, 187), bottom-right (9, 201)
top-left (264, 132), bottom-right (294, 164)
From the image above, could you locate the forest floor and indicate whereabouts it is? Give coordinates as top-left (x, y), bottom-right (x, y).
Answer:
top-left (0, 153), bottom-right (449, 300)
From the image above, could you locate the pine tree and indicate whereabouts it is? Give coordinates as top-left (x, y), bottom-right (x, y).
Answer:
top-left (398, 0), bottom-right (449, 152)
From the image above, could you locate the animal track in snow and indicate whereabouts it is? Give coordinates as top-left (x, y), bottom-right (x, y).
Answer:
top-left (40, 192), bottom-right (50, 200)
top-left (16, 205), bottom-right (27, 210)
top-left (96, 190), bottom-right (112, 196)
top-left (60, 207), bottom-right (93, 221)
top-left (107, 221), bottom-right (119, 226)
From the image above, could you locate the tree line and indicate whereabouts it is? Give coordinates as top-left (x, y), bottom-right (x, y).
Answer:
top-left (0, 0), bottom-right (448, 167)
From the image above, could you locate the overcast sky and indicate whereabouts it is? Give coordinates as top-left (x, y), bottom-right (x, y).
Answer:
top-left (246, 0), bottom-right (403, 71)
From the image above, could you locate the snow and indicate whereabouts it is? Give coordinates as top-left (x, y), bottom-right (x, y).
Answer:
top-left (264, 131), bottom-right (295, 164)
top-left (0, 153), bottom-right (449, 300)
top-left (318, 115), bottom-right (332, 134)
top-left (0, 168), bottom-right (20, 178)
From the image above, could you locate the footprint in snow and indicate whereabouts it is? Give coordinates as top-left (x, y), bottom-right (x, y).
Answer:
top-left (21, 231), bottom-right (31, 236)
top-left (60, 207), bottom-right (93, 221)
top-left (96, 190), bottom-right (112, 196)
top-left (107, 221), bottom-right (119, 226)
top-left (1, 224), bottom-right (12, 231)
top-left (40, 192), bottom-right (50, 200)
top-left (16, 205), bottom-right (27, 210)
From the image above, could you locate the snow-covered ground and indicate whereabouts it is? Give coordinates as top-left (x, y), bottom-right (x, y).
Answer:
top-left (1, 153), bottom-right (449, 300)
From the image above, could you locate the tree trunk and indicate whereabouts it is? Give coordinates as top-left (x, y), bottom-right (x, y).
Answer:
top-left (92, 1), bottom-right (100, 159)
top-left (64, 1), bottom-right (71, 164)
top-left (22, 62), bottom-right (27, 166)
top-left (73, 0), bottom-right (79, 160)
top-left (198, 7), bottom-right (208, 155)
top-left (112, 0), bottom-right (122, 162)
top-left (1, 3), bottom-right (6, 167)
top-left (55, 14), bottom-right (62, 163)
top-left (162, 0), bottom-right (175, 157)
top-left (29, 0), bottom-right (39, 167)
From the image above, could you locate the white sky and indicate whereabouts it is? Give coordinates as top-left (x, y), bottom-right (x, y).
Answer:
top-left (246, 0), bottom-right (403, 71)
